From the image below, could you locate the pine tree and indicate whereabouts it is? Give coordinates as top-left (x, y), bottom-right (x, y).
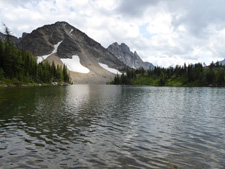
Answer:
top-left (0, 41), bottom-right (3, 69)
top-left (0, 38), bottom-right (71, 84)
top-left (0, 68), bottom-right (4, 80)
top-left (56, 65), bottom-right (63, 82)
top-left (63, 64), bottom-right (69, 82)
top-left (51, 61), bottom-right (56, 81)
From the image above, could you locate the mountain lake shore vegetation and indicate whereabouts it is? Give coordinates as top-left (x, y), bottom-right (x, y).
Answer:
top-left (0, 27), bottom-right (71, 87)
top-left (110, 62), bottom-right (225, 87)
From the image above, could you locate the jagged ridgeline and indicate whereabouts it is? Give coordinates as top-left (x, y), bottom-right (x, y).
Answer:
top-left (107, 42), bottom-right (154, 70)
top-left (0, 36), bottom-right (71, 85)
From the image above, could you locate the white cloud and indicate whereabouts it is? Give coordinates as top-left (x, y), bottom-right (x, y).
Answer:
top-left (146, 12), bottom-right (173, 35)
top-left (0, 0), bottom-right (225, 67)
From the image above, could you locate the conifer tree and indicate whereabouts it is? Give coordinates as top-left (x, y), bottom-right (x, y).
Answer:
top-left (0, 38), bottom-right (71, 84)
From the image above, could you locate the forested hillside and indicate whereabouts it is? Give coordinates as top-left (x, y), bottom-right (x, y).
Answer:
top-left (0, 33), bottom-right (71, 86)
top-left (111, 63), bottom-right (225, 87)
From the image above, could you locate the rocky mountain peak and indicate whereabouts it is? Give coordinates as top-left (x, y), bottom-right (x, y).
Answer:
top-left (134, 51), bottom-right (139, 57)
top-left (120, 43), bottom-right (131, 53)
top-left (112, 42), bottom-right (119, 46)
top-left (19, 21), bottom-right (103, 58)
top-left (18, 22), bottom-right (128, 84)
top-left (107, 42), bottom-right (154, 70)
top-left (21, 32), bottom-right (28, 39)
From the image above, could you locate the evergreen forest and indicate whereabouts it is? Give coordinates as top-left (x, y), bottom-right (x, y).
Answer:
top-left (0, 33), bottom-right (71, 86)
top-left (112, 62), bottom-right (225, 87)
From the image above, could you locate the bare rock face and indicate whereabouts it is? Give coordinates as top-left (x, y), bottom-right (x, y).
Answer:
top-left (107, 42), bottom-right (154, 70)
top-left (19, 22), bottom-right (128, 84)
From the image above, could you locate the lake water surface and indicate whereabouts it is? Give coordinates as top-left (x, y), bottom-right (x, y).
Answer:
top-left (0, 85), bottom-right (225, 168)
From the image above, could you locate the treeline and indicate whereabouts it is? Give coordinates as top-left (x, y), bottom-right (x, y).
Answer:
top-left (0, 37), bottom-right (71, 85)
top-left (112, 62), bottom-right (225, 87)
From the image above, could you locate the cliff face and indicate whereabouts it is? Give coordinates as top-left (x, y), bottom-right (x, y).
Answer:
top-left (107, 42), bottom-right (154, 70)
top-left (18, 22), bottom-right (127, 84)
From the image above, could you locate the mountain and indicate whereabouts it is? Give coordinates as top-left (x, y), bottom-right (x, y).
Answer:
top-left (219, 59), bottom-right (225, 65)
top-left (107, 42), bottom-right (154, 70)
top-left (18, 22), bottom-right (127, 84)
top-left (0, 32), bottom-right (21, 45)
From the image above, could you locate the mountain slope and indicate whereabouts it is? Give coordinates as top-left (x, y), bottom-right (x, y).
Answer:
top-left (0, 32), bottom-right (21, 45)
top-left (107, 42), bottom-right (154, 70)
top-left (19, 22), bottom-right (127, 84)
top-left (219, 59), bottom-right (225, 65)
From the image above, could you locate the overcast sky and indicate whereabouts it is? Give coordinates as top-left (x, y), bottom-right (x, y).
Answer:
top-left (0, 0), bottom-right (225, 67)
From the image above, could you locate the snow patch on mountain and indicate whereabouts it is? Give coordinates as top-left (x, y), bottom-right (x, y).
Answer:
top-left (69, 29), bottom-right (73, 34)
top-left (52, 41), bottom-right (63, 53)
top-left (61, 55), bottom-right (90, 73)
top-left (37, 54), bottom-right (50, 64)
top-left (99, 63), bottom-right (122, 75)
top-left (37, 40), bottom-right (63, 64)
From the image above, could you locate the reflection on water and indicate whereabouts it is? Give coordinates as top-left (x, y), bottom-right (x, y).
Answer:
top-left (0, 85), bottom-right (225, 168)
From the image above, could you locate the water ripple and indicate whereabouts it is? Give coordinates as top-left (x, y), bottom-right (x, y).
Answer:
top-left (0, 86), bottom-right (225, 168)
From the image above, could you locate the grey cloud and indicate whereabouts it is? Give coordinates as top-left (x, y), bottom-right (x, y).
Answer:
top-left (1, 0), bottom-right (31, 6)
top-left (116, 0), bottom-right (159, 17)
top-left (116, 0), bottom-right (225, 38)
top-left (170, 0), bottom-right (225, 37)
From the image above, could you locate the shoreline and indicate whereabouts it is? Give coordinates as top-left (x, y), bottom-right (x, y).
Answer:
top-left (109, 84), bottom-right (225, 88)
top-left (0, 81), bottom-right (71, 88)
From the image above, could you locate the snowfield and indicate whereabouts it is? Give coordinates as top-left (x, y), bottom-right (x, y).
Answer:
top-left (61, 55), bottom-right (90, 73)
top-left (69, 29), bottom-right (73, 34)
top-left (98, 63), bottom-right (122, 75)
top-left (37, 54), bottom-right (50, 64)
top-left (37, 41), bottom-right (63, 64)
top-left (52, 41), bottom-right (62, 53)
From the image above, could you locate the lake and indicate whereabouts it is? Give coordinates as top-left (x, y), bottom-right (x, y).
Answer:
top-left (0, 85), bottom-right (225, 168)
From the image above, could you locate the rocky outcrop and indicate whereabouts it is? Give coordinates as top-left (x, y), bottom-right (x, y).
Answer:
top-left (19, 22), bottom-right (128, 84)
top-left (107, 42), bottom-right (154, 70)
